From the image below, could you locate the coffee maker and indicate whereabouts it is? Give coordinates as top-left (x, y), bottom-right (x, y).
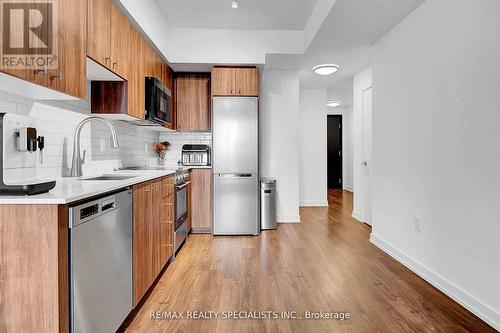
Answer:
top-left (0, 113), bottom-right (55, 195)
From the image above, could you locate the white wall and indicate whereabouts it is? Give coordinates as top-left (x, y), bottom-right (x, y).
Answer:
top-left (169, 28), bottom-right (304, 65)
top-left (260, 70), bottom-right (301, 223)
top-left (371, 0), bottom-right (500, 329)
top-left (299, 89), bottom-right (328, 206)
top-left (352, 65), bottom-right (372, 220)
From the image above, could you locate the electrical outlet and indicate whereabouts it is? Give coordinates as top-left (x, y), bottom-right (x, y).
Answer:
top-left (99, 139), bottom-right (106, 152)
top-left (144, 142), bottom-right (149, 153)
top-left (414, 217), bottom-right (423, 232)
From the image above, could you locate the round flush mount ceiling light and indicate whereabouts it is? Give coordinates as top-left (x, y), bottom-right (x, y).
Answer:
top-left (313, 64), bottom-right (339, 76)
top-left (327, 101), bottom-right (343, 108)
top-left (232, 0), bottom-right (239, 8)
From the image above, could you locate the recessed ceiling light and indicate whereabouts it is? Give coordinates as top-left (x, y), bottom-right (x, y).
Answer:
top-left (327, 101), bottom-right (343, 108)
top-left (232, 0), bottom-right (238, 8)
top-left (313, 64), bottom-right (339, 76)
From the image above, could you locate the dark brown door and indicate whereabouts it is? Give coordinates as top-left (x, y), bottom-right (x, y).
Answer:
top-left (327, 115), bottom-right (343, 189)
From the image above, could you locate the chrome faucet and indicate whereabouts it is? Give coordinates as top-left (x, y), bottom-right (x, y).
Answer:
top-left (69, 117), bottom-right (119, 177)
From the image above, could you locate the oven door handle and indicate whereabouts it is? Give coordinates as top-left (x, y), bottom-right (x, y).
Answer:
top-left (175, 181), bottom-right (191, 190)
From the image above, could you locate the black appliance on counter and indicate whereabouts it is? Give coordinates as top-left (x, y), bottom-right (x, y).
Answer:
top-left (145, 77), bottom-right (173, 127)
top-left (0, 113), bottom-right (55, 195)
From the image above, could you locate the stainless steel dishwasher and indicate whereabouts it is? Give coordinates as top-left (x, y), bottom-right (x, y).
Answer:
top-left (69, 189), bottom-right (133, 333)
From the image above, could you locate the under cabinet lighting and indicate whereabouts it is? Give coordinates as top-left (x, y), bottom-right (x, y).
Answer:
top-left (313, 64), bottom-right (339, 76)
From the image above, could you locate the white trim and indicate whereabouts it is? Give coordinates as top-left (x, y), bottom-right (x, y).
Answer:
top-left (370, 234), bottom-right (500, 332)
top-left (343, 185), bottom-right (353, 192)
top-left (351, 210), bottom-right (364, 222)
top-left (300, 200), bottom-right (329, 207)
top-left (277, 215), bottom-right (301, 223)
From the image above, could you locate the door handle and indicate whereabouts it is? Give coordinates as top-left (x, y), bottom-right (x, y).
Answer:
top-left (218, 174), bottom-right (253, 178)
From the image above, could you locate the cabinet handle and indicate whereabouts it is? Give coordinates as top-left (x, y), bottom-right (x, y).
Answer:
top-left (144, 189), bottom-right (151, 192)
top-left (50, 71), bottom-right (63, 80)
top-left (34, 67), bottom-right (48, 75)
top-left (105, 56), bottom-right (112, 64)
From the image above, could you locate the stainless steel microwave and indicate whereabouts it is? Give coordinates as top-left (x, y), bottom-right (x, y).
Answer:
top-left (145, 77), bottom-right (173, 127)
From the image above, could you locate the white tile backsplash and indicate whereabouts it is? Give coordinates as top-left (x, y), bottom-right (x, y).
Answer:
top-left (1, 81), bottom-right (213, 180)
top-left (159, 132), bottom-right (212, 168)
top-left (1, 82), bottom-right (160, 180)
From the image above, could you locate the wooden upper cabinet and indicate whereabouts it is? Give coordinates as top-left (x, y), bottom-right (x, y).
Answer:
top-left (1, 0), bottom-right (86, 98)
top-left (211, 67), bottom-right (259, 96)
top-left (211, 67), bottom-right (235, 95)
top-left (235, 68), bottom-right (259, 96)
top-left (87, 0), bottom-right (111, 67)
top-left (127, 28), bottom-right (145, 119)
top-left (110, 4), bottom-right (130, 79)
top-left (48, 0), bottom-right (87, 98)
top-left (143, 44), bottom-right (156, 77)
top-left (162, 62), bottom-right (173, 92)
top-left (87, 0), bottom-right (129, 79)
top-left (175, 74), bottom-right (211, 131)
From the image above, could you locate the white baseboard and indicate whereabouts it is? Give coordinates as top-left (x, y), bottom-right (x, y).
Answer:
top-left (343, 186), bottom-right (353, 192)
top-left (277, 215), bottom-right (301, 223)
top-left (370, 234), bottom-right (500, 331)
top-left (300, 200), bottom-right (329, 207)
top-left (351, 210), bottom-right (364, 222)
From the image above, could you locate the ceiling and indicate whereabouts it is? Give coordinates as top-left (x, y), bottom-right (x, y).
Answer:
top-left (266, 0), bottom-right (425, 93)
top-left (155, 0), bottom-right (318, 30)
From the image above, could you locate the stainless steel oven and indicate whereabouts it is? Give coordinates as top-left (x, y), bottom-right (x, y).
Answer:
top-left (174, 169), bottom-right (190, 254)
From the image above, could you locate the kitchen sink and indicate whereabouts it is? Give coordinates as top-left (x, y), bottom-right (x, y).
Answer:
top-left (81, 175), bottom-right (138, 181)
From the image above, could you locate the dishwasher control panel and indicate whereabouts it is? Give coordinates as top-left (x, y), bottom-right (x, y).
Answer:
top-left (80, 204), bottom-right (98, 220)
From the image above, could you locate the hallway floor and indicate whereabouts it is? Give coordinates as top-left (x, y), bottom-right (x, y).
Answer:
top-left (125, 190), bottom-right (494, 332)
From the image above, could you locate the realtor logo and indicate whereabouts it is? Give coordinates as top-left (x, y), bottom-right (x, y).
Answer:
top-left (0, 0), bottom-right (58, 70)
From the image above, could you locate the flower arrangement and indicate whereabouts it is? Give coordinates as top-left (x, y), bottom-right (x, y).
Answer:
top-left (153, 141), bottom-right (170, 165)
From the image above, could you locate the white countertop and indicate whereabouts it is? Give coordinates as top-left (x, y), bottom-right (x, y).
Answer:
top-left (0, 169), bottom-right (178, 205)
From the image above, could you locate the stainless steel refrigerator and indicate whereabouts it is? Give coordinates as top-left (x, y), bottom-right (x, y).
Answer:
top-left (213, 97), bottom-right (259, 235)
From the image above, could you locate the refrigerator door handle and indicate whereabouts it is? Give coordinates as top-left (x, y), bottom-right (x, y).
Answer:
top-left (217, 173), bottom-right (254, 178)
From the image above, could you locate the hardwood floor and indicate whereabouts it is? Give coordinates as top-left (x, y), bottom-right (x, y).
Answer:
top-left (125, 190), bottom-right (495, 332)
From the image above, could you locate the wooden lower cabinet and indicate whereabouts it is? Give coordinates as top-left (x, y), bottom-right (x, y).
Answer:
top-left (0, 205), bottom-right (69, 333)
top-left (190, 169), bottom-right (213, 233)
top-left (132, 175), bottom-right (174, 306)
top-left (132, 181), bottom-right (154, 306)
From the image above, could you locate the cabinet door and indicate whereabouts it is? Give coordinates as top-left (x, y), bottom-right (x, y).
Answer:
top-left (127, 28), bottom-right (145, 119)
top-left (110, 4), bottom-right (129, 79)
top-left (176, 75), bottom-right (211, 131)
top-left (133, 182), bottom-right (153, 306)
top-left (151, 178), bottom-right (164, 279)
top-left (211, 67), bottom-right (235, 96)
top-left (162, 62), bottom-right (173, 92)
top-left (87, 0), bottom-right (111, 67)
top-left (235, 68), bottom-right (259, 96)
top-left (143, 43), bottom-right (156, 78)
top-left (48, 0), bottom-right (87, 98)
top-left (0, 0), bottom-right (49, 88)
top-left (159, 194), bottom-right (174, 265)
top-left (191, 169), bottom-right (212, 233)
